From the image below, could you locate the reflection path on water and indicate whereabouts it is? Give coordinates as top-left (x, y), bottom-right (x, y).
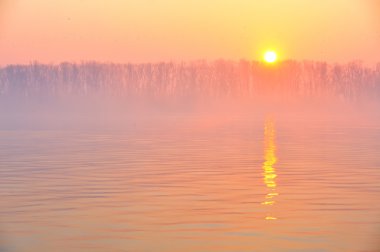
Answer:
top-left (262, 117), bottom-right (278, 220)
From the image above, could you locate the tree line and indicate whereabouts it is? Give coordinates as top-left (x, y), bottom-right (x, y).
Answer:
top-left (1, 60), bottom-right (379, 103)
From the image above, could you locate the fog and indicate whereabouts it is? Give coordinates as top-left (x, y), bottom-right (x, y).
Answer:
top-left (0, 60), bottom-right (379, 130)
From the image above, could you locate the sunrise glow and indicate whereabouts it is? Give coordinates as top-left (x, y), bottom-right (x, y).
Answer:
top-left (1, 2), bottom-right (380, 251)
top-left (264, 51), bottom-right (278, 63)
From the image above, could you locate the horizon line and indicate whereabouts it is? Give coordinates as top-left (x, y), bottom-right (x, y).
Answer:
top-left (1, 58), bottom-right (379, 68)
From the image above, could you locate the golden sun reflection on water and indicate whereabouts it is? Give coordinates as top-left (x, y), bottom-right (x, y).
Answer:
top-left (262, 117), bottom-right (278, 220)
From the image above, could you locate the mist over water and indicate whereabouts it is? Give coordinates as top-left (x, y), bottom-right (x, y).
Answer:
top-left (1, 61), bottom-right (380, 252)
top-left (1, 60), bottom-right (380, 129)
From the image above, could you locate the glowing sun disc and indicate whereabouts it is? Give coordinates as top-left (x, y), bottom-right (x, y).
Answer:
top-left (264, 51), bottom-right (277, 63)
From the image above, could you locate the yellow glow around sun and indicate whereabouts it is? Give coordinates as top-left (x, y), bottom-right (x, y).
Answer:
top-left (264, 51), bottom-right (277, 63)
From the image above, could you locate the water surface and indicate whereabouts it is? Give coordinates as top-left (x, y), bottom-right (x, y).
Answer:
top-left (1, 113), bottom-right (380, 252)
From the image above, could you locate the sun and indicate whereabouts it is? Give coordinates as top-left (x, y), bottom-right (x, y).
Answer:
top-left (263, 51), bottom-right (277, 63)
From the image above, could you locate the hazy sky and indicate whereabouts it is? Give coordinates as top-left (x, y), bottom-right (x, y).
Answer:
top-left (0, 0), bottom-right (379, 65)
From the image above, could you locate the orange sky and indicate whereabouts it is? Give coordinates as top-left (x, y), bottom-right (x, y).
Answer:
top-left (0, 0), bottom-right (379, 65)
